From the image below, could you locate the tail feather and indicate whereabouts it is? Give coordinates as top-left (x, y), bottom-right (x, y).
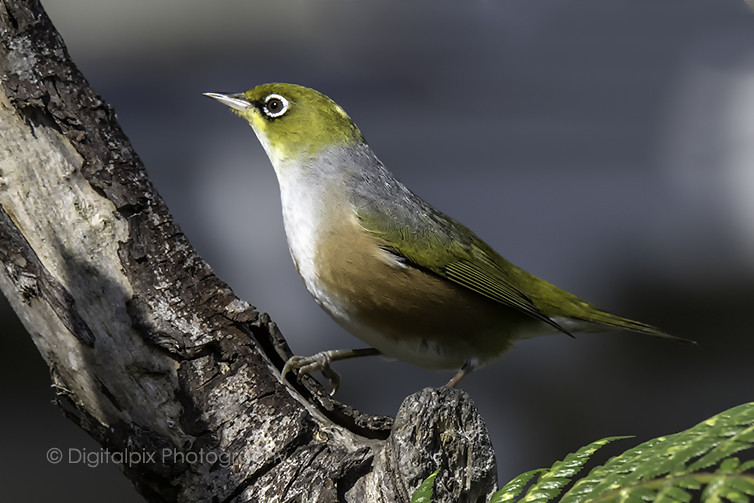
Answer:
top-left (569, 310), bottom-right (694, 344)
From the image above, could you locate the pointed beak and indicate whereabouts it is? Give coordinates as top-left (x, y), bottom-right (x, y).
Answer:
top-left (203, 92), bottom-right (253, 112)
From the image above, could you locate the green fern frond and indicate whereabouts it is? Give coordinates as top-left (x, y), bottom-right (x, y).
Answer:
top-left (560, 402), bottom-right (754, 503)
top-left (490, 468), bottom-right (546, 503)
top-left (410, 468), bottom-right (440, 503)
top-left (521, 436), bottom-right (630, 503)
top-left (485, 436), bottom-right (629, 503)
top-left (581, 472), bottom-right (754, 503)
top-left (410, 403), bottom-right (753, 503)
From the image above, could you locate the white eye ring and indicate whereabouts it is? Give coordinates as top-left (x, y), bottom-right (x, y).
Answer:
top-left (262, 94), bottom-right (290, 118)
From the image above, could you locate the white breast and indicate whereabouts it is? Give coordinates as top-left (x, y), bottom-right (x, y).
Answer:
top-left (276, 166), bottom-right (354, 321)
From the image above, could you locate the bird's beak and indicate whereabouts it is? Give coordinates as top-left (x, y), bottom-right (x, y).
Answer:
top-left (203, 92), bottom-right (252, 112)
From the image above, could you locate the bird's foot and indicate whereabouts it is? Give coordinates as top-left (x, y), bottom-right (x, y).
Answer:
top-left (280, 348), bottom-right (381, 396)
top-left (281, 351), bottom-right (342, 396)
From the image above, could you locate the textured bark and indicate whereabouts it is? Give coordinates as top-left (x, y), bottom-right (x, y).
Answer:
top-left (0, 1), bottom-right (497, 501)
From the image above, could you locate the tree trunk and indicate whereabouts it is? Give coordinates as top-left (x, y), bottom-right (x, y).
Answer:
top-left (0, 1), bottom-right (497, 501)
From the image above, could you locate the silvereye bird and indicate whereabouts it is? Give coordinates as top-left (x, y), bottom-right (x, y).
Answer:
top-left (204, 83), bottom-right (688, 394)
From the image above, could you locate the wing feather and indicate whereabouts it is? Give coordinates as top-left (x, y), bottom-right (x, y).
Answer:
top-left (355, 206), bottom-right (571, 336)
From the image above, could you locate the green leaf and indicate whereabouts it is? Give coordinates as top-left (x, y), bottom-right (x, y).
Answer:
top-left (411, 468), bottom-right (440, 503)
top-left (702, 473), bottom-right (754, 503)
top-left (412, 404), bottom-right (753, 503)
top-left (489, 469), bottom-right (546, 503)
top-left (492, 436), bottom-right (629, 503)
top-left (687, 406), bottom-right (754, 472)
top-left (737, 459), bottom-right (754, 473)
top-left (654, 481), bottom-right (693, 503)
top-left (559, 402), bottom-right (754, 503)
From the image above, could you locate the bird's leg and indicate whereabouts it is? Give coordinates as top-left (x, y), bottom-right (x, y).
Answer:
top-left (281, 347), bottom-right (381, 396)
top-left (446, 361), bottom-right (476, 388)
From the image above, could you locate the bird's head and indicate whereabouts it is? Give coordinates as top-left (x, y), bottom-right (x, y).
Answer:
top-left (205, 83), bottom-right (365, 168)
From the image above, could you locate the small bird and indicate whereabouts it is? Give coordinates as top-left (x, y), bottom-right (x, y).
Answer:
top-left (205, 83), bottom-right (688, 394)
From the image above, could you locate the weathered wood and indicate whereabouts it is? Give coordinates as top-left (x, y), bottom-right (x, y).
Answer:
top-left (0, 1), bottom-right (497, 501)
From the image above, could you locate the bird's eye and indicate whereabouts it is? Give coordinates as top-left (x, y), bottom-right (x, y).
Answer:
top-left (263, 94), bottom-right (289, 118)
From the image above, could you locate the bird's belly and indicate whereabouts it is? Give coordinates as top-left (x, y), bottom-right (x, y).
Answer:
top-left (306, 216), bottom-right (545, 370)
top-left (314, 264), bottom-right (544, 370)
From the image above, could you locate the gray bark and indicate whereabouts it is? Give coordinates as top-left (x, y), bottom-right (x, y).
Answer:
top-left (0, 1), bottom-right (497, 501)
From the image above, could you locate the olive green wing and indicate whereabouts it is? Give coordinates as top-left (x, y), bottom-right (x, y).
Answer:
top-left (355, 206), bottom-right (572, 336)
top-left (354, 192), bottom-right (691, 343)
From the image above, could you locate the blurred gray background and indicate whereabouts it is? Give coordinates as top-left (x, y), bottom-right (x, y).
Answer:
top-left (2, 1), bottom-right (754, 500)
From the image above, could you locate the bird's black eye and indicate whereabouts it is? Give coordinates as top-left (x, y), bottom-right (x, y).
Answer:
top-left (263, 94), bottom-right (289, 118)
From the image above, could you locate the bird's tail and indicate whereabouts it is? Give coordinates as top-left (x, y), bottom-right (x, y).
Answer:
top-left (570, 309), bottom-right (694, 344)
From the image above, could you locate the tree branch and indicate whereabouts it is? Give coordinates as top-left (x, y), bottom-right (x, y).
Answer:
top-left (0, 1), bottom-right (497, 501)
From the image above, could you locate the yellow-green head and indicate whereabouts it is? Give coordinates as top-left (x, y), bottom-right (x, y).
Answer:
top-left (204, 83), bottom-right (364, 166)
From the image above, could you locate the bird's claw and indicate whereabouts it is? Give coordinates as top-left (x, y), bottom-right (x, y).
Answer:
top-left (281, 351), bottom-right (342, 396)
